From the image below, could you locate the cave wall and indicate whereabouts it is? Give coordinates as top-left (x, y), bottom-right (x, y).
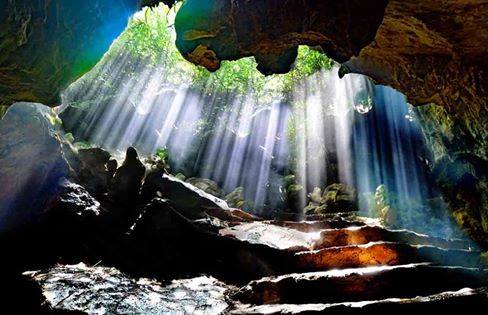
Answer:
top-left (174, 0), bottom-right (389, 74)
top-left (0, 0), bottom-right (145, 108)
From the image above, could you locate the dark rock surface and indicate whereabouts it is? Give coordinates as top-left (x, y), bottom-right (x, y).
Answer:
top-left (24, 263), bottom-right (230, 314)
top-left (141, 173), bottom-right (231, 219)
top-left (0, 0), bottom-right (145, 108)
top-left (0, 102), bottom-right (68, 233)
top-left (174, 0), bottom-right (487, 113)
top-left (175, 0), bottom-right (388, 74)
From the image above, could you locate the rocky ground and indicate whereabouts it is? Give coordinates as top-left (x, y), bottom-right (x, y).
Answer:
top-left (1, 102), bottom-right (487, 313)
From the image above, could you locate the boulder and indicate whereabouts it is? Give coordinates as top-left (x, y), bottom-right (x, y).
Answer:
top-left (141, 173), bottom-right (231, 219)
top-left (23, 263), bottom-right (230, 314)
top-left (68, 147), bottom-right (116, 198)
top-left (0, 102), bottom-right (68, 233)
top-left (0, 0), bottom-right (144, 107)
top-left (319, 183), bottom-right (358, 213)
top-left (308, 187), bottom-right (322, 204)
top-left (225, 186), bottom-right (247, 209)
top-left (186, 177), bottom-right (223, 197)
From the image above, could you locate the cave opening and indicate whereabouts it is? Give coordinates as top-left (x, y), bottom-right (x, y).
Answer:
top-left (59, 5), bottom-right (460, 237)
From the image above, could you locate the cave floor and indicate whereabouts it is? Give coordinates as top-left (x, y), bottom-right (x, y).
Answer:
top-left (21, 212), bottom-right (488, 313)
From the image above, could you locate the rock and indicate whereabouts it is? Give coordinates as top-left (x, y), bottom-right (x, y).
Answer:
top-left (24, 263), bottom-right (230, 314)
top-left (174, 1), bottom-right (487, 114)
top-left (143, 153), bottom-right (170, 174)
top-left (141, 173), bottom-right (230, 219)
top-left (175, 172), bottom-right (187, 181)
top-left (175, 0), bottom-right (388, 74)
top-left (0, 177), bottom-right (108, 271)
top-left (0, 102), bottom-right (69, 233)
top-left (186, 177), bottom-right (223, 197)
top-left (318, 183), bottom-right (358, 213)
top-left (225, 186), bottom-right (247, 209)
top-left (0, 0), bottom-right (144, 107)
top-left (68, 147), bottom-right (115, 198)
top-left (286, 184), bottom-right (303, 209)
top-left (50, 179), bottom-right (103, 218)
top-left (308, 187), bottom-right (322, 204)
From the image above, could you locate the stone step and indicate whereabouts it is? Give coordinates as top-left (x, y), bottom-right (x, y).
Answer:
top-left (232, 287), bottom-right (488, 314)
top-left (294, 241), bottom-right (484, 271)
top-left (314, 225), bottom-right (471, 250)
top-left (234, 264), bottom-right (488, 305)
top-left (267, 217), bottom-right (370, 232)
top-left (220, 222), bottom-right (471, 252)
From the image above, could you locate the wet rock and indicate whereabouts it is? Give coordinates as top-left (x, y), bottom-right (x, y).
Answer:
top-left (24, 263), bottom-right (230, 314)
top-left (0, 102), bottom-right (68, 233)
top-left (141, 173), bottom-right (230, 219)
top-left (295, 242), bottom-right (484, 272)
top-left (186, 177), bottom-right (223, 197)
top-left (220, 222), bottom-right (316, 252)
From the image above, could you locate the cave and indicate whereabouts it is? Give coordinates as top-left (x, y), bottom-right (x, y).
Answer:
top-left (0, 0), bottom-right (487, 313)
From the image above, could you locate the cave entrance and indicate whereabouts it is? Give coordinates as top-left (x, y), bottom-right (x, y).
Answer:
top-left (59, 4), bottom-right (458, 237)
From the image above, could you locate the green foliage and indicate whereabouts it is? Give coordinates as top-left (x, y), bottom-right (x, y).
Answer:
top-left (155, 147), bottom-right (170, 163)
top-left (113, 4), bottom-right (334, 101)
top-left (74, 141), bottom-right (92, 149)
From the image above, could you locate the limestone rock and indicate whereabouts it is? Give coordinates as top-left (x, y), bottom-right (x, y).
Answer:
top-left (225, 186), bottom-right (247, 209)
top-left (175, 0), bottom-right (388, 74)
top-left (321, 183), bottom-right (358, 213)
top-left (0, 0), bottom-right (143, 107)
top-left (68, 147), bottom-right (115, 198)
top-left (141, 173), bottom-right (230, 219)
top-left (24, 263), bottom-right (230, 314)
top-left (186, 177), bottom-right (223, 197)
top-left (0, 102), bottom-right (68, 232)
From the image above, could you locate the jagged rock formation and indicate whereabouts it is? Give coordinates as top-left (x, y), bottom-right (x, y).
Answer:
top-left (0, 0), bottom-right (145, 108)
top-left (174, 0), bottom-right (487, 111)
top-left (174, 0), bottom-right (388, 74)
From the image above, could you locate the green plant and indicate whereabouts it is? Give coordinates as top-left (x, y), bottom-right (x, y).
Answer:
top-left (155, 147), bottom-right (170, 163)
